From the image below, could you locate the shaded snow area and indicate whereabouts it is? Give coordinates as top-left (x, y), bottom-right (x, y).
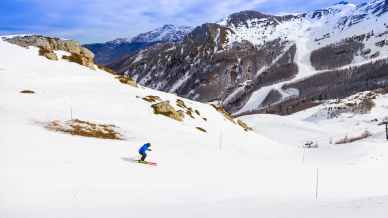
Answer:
top-left (1, 37), bottom-right (388, 218)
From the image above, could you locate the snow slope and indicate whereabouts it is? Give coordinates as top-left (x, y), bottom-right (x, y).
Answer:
top-left (1, 38), bottom-right (388, 218)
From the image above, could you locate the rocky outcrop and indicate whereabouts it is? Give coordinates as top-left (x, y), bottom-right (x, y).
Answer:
top-left (5, 35), bottom-right (95, 69)
top-left (151, 101), bottom-right (184, 121)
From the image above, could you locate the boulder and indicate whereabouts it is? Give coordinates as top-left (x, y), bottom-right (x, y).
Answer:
top-left (58, 40), bottom-right (81, 54)
top-left (43, 52), bottom-right (59, 61)
top-left (151, 101), bottom-right (183, 121)
top-left (38, 47), bottom-right (58, 60)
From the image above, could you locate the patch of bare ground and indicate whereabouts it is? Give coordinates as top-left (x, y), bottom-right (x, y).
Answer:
top-left (20, 90), bottom-right (35, 94)
top-left (43, 119), bottom-right (124, 140)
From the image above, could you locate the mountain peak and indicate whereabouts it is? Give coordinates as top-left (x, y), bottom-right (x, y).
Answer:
top-left (130, 25), bottom-right (193, 43)
top-left (226, 10), bottom-right (273, 27)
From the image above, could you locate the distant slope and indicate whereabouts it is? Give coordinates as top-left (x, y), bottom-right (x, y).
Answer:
top-left (84, 25), bottom-right (193, 66)
top-left (84, 41), bottom-right (154, 66)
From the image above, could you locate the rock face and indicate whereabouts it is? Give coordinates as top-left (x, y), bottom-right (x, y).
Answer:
top-left (110, 23), bottom-right (297, 110)
top-left (5, 35), bottom-right (95, 69)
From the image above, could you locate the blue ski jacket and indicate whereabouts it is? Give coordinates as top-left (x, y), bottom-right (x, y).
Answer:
top-left (139, 143), bottom-right (151, 155)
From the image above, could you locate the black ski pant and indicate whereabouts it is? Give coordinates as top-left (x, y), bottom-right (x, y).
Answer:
top-left (140, 153), bottom-right (147, 161)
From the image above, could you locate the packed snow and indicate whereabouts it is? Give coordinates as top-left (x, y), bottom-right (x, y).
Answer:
top-left (1, 33), bottom-right (388, 218)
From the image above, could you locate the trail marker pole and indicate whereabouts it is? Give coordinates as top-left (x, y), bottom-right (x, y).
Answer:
top-left (315, 168), bottom-right (319, 200)
top-left (378, 121), bottom-right (388, 141)
top-left (219, 130), bottom-right (223, 151)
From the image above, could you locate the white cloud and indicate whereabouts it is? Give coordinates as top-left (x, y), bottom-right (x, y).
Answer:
top-left (15, 0), bottom-right (270, 43)
top-left (4, 0), bottom-right (365, 43)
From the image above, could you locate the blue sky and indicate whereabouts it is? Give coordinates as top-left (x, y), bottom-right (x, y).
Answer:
top-left (0, 0), bottom-right (365, 43)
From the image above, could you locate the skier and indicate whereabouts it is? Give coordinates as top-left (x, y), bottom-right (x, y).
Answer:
top-left (138, 143), bottom-right (152, 162)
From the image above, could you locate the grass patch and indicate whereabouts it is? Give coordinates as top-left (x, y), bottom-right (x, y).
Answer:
top-left (44, 119), bottom-right (123, 140)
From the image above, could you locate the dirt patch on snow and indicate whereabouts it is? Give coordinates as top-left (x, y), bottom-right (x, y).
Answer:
top-left (43, 119), bottom-right (124, 140)
top-left (20, 90), bottom-right (35, 94)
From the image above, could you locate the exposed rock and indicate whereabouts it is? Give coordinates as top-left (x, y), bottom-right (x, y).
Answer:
top-left (211, 104), bottom-right (235, 124)
top-left (58, 40), bottom-right (81, 54)
top-left (186, 110), bottom-right (195, 119)
top-left (62, 52), bottom-right (95, 69)
top-left (196, 127), bottom-right (207, 133)
top-left (177, 110), bottom-right (186, 119)
top-left (151, 101), bottom-right (184, 121)
top-left (5, 35), bottom-right (95, 69)
top-left (237, 119), bottom-right (253, 131)
top-left (176, 99), bottom-right (188, 109)
top-left (20, 90), bottom-right (35, 94)
top-left (142, 95), bottom-right (162, 103)
top-left (38, 47), bottom-right (58, 60)
top-left (81, 47), bottom-right (95, 62)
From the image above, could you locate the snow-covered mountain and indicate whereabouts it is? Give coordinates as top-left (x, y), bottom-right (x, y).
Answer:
top-left (2, 35), bottom-right (388, 218)
top-left (130, 24), bottom-right (193, 43)
top-left (84, 24), bottom-right (193, 65)
top-left (110, 0), bottom-right (388, 116)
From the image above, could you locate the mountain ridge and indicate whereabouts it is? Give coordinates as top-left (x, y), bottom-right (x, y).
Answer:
top-left (84, 24), bottom-right (193, 65)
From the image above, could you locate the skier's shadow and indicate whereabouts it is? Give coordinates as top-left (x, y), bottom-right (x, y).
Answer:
top-left (121, 157), bottom-right (137, 163)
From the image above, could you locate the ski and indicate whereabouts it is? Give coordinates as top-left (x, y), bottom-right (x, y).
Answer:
top-left (136, 160), bottom-right (157, 166)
